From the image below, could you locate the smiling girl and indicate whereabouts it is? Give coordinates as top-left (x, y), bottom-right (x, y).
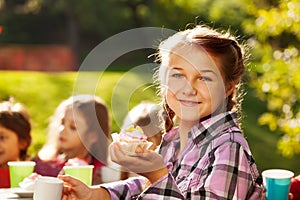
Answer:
top-left (59, 25), bottom-right (263, 199)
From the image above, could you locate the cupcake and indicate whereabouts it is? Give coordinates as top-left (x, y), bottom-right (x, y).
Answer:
top-left (112, 125), bottom-right (153, 156)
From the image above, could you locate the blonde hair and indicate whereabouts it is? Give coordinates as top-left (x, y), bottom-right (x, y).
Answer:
top-left (38, 95), bottom-right (110, 163)
top-left (122, 101), bottom-right (165, 137)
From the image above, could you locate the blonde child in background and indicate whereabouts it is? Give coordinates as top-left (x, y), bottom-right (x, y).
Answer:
top-left (122, 101), bottom-right (166, 151)
top-left (0, 98), bottom-right (32, 188)
top-left (34, 94), bottom-right (110, 185)
top-left (119, 101), bottom-right (168, 180)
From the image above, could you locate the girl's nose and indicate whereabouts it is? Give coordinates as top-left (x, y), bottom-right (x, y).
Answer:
top-left (182, 79), bottom-right (197, 96)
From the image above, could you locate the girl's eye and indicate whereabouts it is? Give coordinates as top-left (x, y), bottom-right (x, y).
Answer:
top-left (0, 135), bottom-right (7, 141)
top-left (171, 73), bottom-right (184, 78)
top-left (70, 124), bottom-right (77, 131)
top-left (200, 76), bottom-right (212, 81)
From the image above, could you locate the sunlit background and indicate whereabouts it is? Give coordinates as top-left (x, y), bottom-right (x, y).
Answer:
top-left (0, 0), bottom-right (299, 174)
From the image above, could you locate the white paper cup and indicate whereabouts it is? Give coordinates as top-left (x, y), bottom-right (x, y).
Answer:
top-left (262, 169), bottom-right (294, 200)
top-left (33, 176), bottom-right (63, 200)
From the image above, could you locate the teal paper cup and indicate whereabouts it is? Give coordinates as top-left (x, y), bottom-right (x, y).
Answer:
top-left (63, 165), bottom-right (94, 186)
top-left (262, 169), bottom-right (294, 200)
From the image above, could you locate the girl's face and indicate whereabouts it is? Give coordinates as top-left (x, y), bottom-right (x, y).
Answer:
top-left (165, 45), bottom-right (231, 124)
top-left (58, 107), bottom-right (90, 158)
top-left (0, 125), bottom-right (21, 168)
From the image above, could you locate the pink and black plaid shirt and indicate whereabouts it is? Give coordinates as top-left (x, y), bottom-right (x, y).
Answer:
top-left (102, 112), bottom-right (263, 199)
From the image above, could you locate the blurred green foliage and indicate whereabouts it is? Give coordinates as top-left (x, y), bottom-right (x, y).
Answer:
top-left (243, 0), bottom-right (300, 157)
top-left (0, 0), bottom-right (253, 64)
top-left (0, 0), bottom-right (299, 159)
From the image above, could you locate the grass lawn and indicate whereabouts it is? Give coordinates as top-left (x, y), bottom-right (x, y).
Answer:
top-left (1, 70), bottom-right (299, 175)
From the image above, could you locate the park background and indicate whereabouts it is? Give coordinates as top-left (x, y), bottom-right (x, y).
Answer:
top-left (0, 0), bottom-right (299, 175)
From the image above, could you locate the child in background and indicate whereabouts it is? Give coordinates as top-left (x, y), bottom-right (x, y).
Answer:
top-left (0, 98), bottom-right (32, 188)
top-left (122, 101), bottom-right (166, 151)
top-left (119, 101), bottom-right (168, 180)
top-left (59, 25), bottom-right (263, 199)
top-left (34, 94), bottom-right (110, 185)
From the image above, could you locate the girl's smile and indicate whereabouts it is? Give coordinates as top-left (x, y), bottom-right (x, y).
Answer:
top-left (178, 99), bottom-right (201, 107)
top-left (59, 136), bottom-right (67, 142)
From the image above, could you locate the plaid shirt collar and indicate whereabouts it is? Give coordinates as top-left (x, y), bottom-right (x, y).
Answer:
top-left (191, 111), bottom-right (239, 148)
top-left (164, 111), bottom-right (239, 147)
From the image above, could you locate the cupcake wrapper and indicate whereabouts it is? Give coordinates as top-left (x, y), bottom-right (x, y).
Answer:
top-left (111, 133), bottom-right (153, 156)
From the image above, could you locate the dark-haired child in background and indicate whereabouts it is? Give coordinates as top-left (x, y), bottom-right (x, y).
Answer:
top-left (0, 98), bottom-right (32, 188)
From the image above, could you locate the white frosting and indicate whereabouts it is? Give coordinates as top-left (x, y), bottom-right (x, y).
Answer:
top-left (118, 125), bottom-right (147, 143)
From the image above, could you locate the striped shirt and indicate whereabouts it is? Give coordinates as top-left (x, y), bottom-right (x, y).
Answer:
top-left (102, 112), bottom-right (263, 199)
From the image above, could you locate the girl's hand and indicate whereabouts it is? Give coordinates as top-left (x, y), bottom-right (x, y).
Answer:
top-left (109, 142), bottom-right (168, 183)
top-left (58, 175), bottom-right (110, 200)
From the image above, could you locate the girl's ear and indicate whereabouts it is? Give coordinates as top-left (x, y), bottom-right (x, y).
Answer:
top-left (225, 82), bottom-right (235, 97)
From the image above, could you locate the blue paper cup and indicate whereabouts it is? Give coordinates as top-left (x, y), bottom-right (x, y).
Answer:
top-left (262, 169), bottom-right (294, 200)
